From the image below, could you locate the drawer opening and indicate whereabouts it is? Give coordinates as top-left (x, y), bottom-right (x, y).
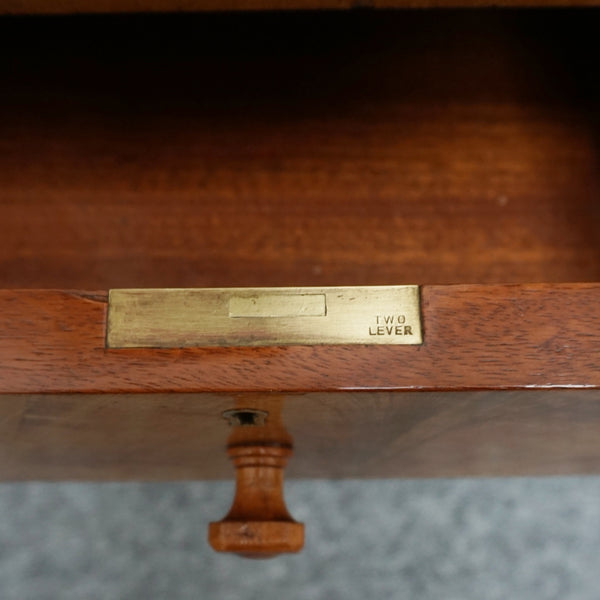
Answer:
top-left (1, 9), bottom-right (599, 288)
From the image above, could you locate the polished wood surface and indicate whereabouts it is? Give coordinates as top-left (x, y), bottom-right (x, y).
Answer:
top-left (209, 434), bottom-right (304, 556)
top-left (2, 0), bottom-right (600, 12)
top-left (2, 11), bottom-right (600, 289)
top-left (2, 12), bottom-right (600, 485)
top-left (1, 285), bottom-right (599, 393)
top-left (3, 390), bottom-right (600, 480)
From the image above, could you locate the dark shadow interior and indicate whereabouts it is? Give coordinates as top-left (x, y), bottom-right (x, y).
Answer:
top-left (1, 10), bottom-right (599, 288)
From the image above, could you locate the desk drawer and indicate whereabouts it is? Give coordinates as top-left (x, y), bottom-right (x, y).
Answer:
top-left (1, 10), bottom-right (599, 483)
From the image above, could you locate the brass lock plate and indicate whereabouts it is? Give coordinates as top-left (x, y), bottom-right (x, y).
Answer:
top-left (106, 286), bottom-right (422, 348)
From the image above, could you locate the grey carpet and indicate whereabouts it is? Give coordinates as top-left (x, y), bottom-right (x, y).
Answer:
top-left (1, 477), bottom-right (600, 599)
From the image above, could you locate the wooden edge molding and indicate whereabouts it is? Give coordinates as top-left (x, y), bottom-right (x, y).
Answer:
top-left (0, 284), bottom-right (599, 393)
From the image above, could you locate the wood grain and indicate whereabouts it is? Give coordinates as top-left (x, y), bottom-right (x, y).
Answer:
top-left (209, 444), bottom-right (304, 556)
top-left (1, 11), bottom-right (600, 289)
top-left (0, 285), bottom-right (599, 393)
top-left (2, 12), bottom-right (599, 486)
top-left (3, 390), bottom-right (600, 480)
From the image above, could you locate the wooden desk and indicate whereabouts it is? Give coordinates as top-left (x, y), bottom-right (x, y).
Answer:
top-left (1, 7), bottom-right (599, 479)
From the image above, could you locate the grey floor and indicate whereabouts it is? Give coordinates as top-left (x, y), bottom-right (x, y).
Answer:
top-left (1, 477), bottom-right (600, 599)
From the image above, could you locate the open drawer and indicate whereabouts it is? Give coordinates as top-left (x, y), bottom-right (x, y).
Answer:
top-left (1, 9), bottom-right (600, 480)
